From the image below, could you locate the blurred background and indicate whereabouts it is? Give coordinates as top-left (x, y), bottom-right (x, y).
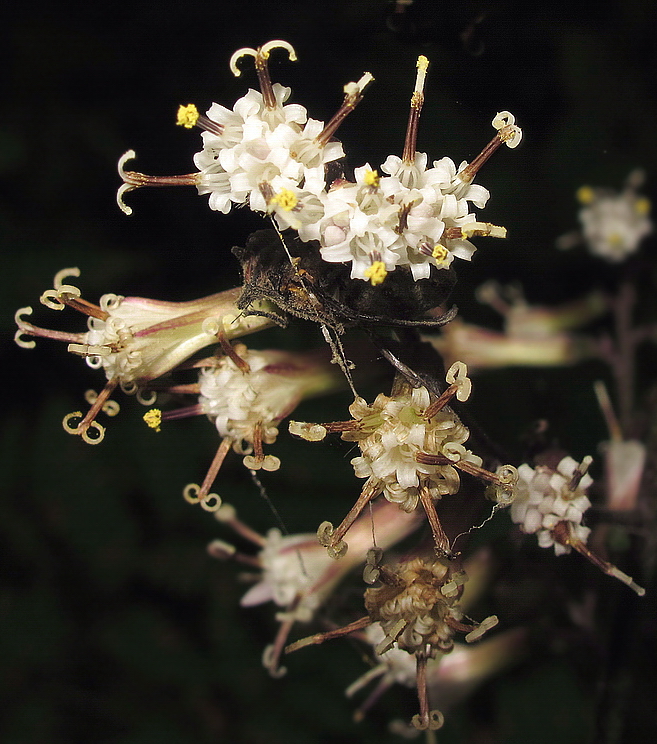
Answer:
top-left (2, 1), bottom-right (657, 742)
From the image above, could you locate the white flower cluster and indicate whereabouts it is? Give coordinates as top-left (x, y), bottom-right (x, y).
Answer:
top-left (511, 456), bottom-right (593, 555)
top-left (198, 346), bottom-right (305, 466)
top-left (192, 83), bottom-right (344, 215)
top-left (576, 178), bottom-right (652, 262)
top-left (345, 372), bottom-right (480, 512)
top-left (312, 155), bottom-right (493, 282)
top-left (158, 43), bottom-right (523, 285)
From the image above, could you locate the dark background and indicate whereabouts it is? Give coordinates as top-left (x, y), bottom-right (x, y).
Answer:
top-left (2, 1), bottom-right (657, 742)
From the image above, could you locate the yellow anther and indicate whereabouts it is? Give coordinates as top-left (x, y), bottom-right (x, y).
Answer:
top-left (432, 244), bottom-right (449, 264)
top-left (364, 261), bottom-right (388, 286)
top-left (364, 169), bottom-right (380, 187)
top-left (414, 55), bottom-right (429, 97)
top-left (635, 197), bottom-right (651, 216)
top-left (143, 408), bottom-right (162, 432)
top-left (176, 104), bottom-right (199, 129)
top-left (270, 188), bottom-right (298, 211)
top-left (577, 186), bottom-right (595, 204)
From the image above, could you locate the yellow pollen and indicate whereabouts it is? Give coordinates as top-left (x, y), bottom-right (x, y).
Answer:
top-left (417, 55), bottom-right (429, 72)
top-left (635, 197), bottom-right (651, 216)
top-left (176, 104), bottom-right (200, 129)
top-left (576, 186), bottom-right (595, 205)
top-left (270, 188), bottom-right (298, 211)
top-left (364, 170), bottom-right (380, 188)
top-left (364, 261), bottom-right (387, 286)
top-left (143, 408), bottom-right (162, 432)
top-left (432, 244), bottom-right (449, 264)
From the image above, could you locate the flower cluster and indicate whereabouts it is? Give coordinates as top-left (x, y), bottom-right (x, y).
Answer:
top-left (119, 43), bottom-right (521, 286)
top-left (291, 361), bottom-right (518, 558)
top-left (143, 344), bottom-right (342, 511)
top-left (557, 170), bottom-right (653, 262)
top-left (512, 454), bottom-right (644, 595)
top-left (15, 267), bottom-right (272, 443)
top-left (511, 455), bottom-right (594, 555)
top-left (14, 37), bottom-right (649, 736)
top-left (209, 499), bottom-right (421, 676)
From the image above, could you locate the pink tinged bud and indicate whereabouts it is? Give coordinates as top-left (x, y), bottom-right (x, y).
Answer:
top-left (426, 628), bottom-right (528, 711)
top-left (603, 440), bottom-right (646, 512)
top-left (423, 320), bottom-right (596, 371)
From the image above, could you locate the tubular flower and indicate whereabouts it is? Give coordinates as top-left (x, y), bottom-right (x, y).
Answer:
top-left (512, 455), bottom-right (644, 595)
top-left (209, 499), bottom-right (421, 676)
top-left (286, 553), bottom-right (499, 731)
top-left (14, 268), bottom-right (273, 443)
top-left (348, 624), bottom-right (527, 723)
top-left (167, 345), bottom-right (342, 511)
top-left (290, 363), bottom-right (518, 557)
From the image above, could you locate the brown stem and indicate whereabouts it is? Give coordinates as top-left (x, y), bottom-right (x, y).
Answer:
top-left (416, 652), bottom-right (430, 727)
top-left (613, 281), bottom-right (636, 436)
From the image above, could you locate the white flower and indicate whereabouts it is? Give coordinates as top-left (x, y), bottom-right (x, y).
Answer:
top-left (345, 382), bottom-right (479, 511)
top-left (192, 82), bottom-right (343, 216)
top-left (199, 346), bottom-right (333, 468)
top-left (511, 456), bottom-right (593, 555)
top-left (15, 269), bottom-right (272, 389)
top-left (575, 175), bottom-right (652, 262)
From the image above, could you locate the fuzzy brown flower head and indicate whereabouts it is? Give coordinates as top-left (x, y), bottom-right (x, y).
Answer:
top-left (364, 555), bottom-right (492, 657)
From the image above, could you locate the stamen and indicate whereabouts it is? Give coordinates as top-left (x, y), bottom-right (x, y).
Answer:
top-left (184, 436), bottom-right (232, 509)
top-left (213, 503), bottom-right (267, 547)
top-left (317, 478), bottom-right (382, 558)
top-left (464, 614), bottom-right (498, 642)
top-left (176, 104), bottom-right (226, 137)
top-left (402, 55), bottom-right (429, 164)
top-left (551, 521), bottom-right (645, 596)
top-left (143, 409), bottom-right (162, 432)
top-left (284, 615), bottom-right (371, 654)
top-left (269, 188), bottom-right (298, 212)
top-left (458, 112), bottom-right (522, 184)
top-left (14, 307), bottom-right (87, 349)
top-left (117, 150), bottom-right (200, 215)
top-left (288, 421), bottom-right (329, 441)
top-left (315, 72), bottom-right (374, 146)
top-left (229, 41), bottom-right (297, 109)
top-left (374, 618), bottom-right (406, 655)
top-left (567, 455), bottom-right (593, 492)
